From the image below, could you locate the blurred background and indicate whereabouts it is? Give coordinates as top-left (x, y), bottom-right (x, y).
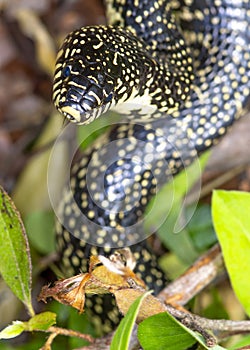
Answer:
top-left (0, 0), bottom-right (250, 349)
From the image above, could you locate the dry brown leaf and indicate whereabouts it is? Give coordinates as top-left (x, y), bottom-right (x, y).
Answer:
top-left (38, 249), bottom-right (146, 314)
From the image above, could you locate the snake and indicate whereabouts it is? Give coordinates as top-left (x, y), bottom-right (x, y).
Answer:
top-left (52, 0), bottom-right (250, 333)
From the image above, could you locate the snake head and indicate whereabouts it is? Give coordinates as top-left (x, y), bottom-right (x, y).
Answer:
top-left (53, 59), bottom-right (115, 124)
top-left (53, 32), bottom-right (117, 124)
top-left (52, 25), bottom-right (161, 124)
top-left (52, 26), bottom-right (135, 125)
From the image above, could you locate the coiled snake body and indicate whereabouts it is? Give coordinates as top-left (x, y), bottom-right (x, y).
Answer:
top-left (53, 0), bottom-right (250, 331)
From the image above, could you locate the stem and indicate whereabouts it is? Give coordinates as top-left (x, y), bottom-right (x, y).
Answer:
top-left (27, 302), bottom-right (36, 318)
top-left (45, 326), bottom-right (95, 343)
top-left (75, 244), bottom-right (250, 349)
top-left (157, 244), bottom-right (223, 305)
top-left (165, 304), bottom-right (250, 343)
top-left (40, 332), bottom-right (57, 350)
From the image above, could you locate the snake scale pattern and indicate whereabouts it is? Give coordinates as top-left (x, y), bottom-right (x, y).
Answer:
top-left (52, 0), bottom-right (250, 332)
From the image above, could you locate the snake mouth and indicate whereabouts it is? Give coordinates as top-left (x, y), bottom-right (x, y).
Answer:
top-left (60, 102), bottom-right (112, 125)
top-left (57, 83), bottom-right (114, 124)
top-left (59, 96), bottom-right (99, 124)
top-left (60, 105), bottom-right (81, 123)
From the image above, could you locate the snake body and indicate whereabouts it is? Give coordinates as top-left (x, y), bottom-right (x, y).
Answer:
top-left (53, 0), bottom-right (250, 332)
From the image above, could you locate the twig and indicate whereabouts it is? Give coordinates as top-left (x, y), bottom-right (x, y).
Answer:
top-left (75, 328), bottom-right (141, 350)
top-left (40, 326), bottom-right (94, 345)
top-left (157, 244), bottom-right (224, 305)
top-left (74, 333), bottom-right (114, 350)
top-left (164, 303), bottom-right (250, 342)
top-left (75, 244), bottom-right (250, 349)
top-left (40, 332), bottom-right (57, 350)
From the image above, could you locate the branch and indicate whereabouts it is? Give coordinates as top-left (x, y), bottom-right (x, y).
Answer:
top-left (157, 244), bottom-right (224, 305)
top-left (164, 304), bottom-right (250, 344)
top-left (74, 329), bottom-right (140, 350)
top-left (43, 244), bottom-right (250, 350)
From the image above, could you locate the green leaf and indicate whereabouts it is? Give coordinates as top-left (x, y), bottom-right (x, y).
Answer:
top-left (229, 334), bottom-right (250, 349)
top-left (138, 312), bottom-right (196, 350)
top-left (0, 186), bottom-right (34, 316)
top-left (138, 312), bottom-right (226, 350)
top-left (25, 211), bottom-right (55, 254)
top-left (110, 291), bottom-right (151, 350)
top-left (187, 204), bottom-right (217, 252)
top-left (212, 190), bottom-right (250, 316)
top-left (0, 321), bottom-right (25, 339)
top-left (0, 312), bottom-right (56, 340)
top-left (25, 312), bottom-right (56, 331)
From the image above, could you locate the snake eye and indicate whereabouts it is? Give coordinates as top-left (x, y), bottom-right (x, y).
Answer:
top-left (104, 93), bottom-right (113, 103)
top-left (62, 65), bottom-right (71, 78)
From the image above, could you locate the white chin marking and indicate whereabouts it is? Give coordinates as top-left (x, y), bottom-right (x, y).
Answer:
top-left (61, 106), bottom-right (81, 123)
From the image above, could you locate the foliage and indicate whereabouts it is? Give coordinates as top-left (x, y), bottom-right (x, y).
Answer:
top-left (110, 291), bottom-right (151, 350)
top-left (1, 183), bottom-right (250, 349)
top-left (0, 186), bottom-right (34, 317)
top-left (1, 3), bottom-right (249, 349)
top-left (212, 190), bottom-right (250, 316)
top-left (0, 186), bottom-right (92, 349)
top-left (138, 312), bottom-right (227, 350)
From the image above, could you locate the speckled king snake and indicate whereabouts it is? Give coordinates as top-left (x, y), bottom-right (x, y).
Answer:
top-left (52, 0), bottom-right (250, 332)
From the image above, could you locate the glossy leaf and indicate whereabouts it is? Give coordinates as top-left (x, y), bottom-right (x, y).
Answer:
top-left (212, 190), bottom-right (250, 316)
top-left (138, 311), bottom-right (227, 350)
top-left (138, 312), bottom-right (195, 350)
top-left (26, 312), bottom-right (56, 331)
top-left (110, 291), bottom-right (151, 350)
top-left (0, 186), bottom-right (34, 316)
top-left (0, 312), bottom-right (56, 340)
top-left (0, 322), bottom-right (25, 340)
